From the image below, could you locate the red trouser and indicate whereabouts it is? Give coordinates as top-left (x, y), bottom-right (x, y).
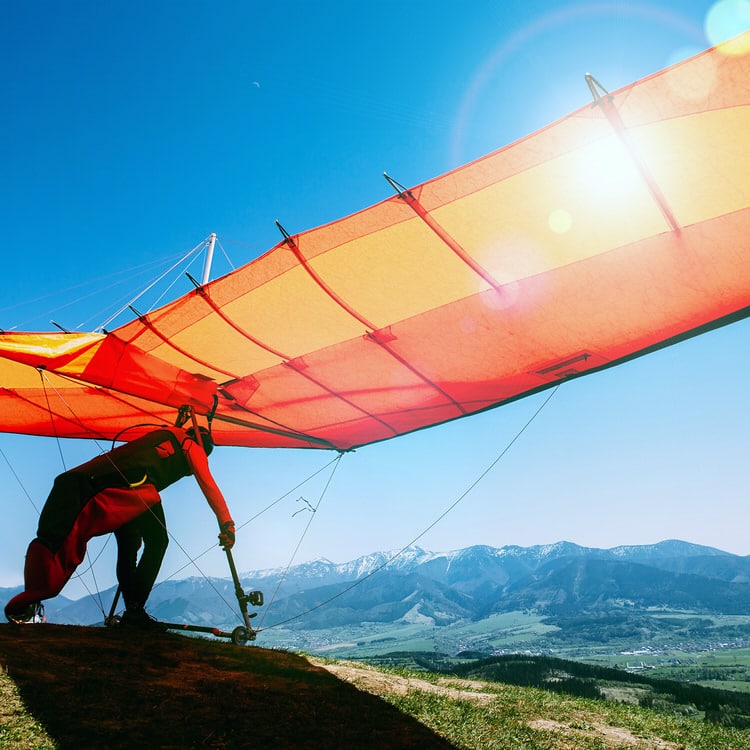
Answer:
top-left (5, 484), bottom-right (161, 618)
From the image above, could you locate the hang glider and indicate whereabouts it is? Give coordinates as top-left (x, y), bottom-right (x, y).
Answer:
top-left (1, 32), bottom-right (749, 451)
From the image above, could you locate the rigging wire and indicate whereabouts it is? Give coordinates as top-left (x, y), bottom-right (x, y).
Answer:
top-left (215, 238), bottom-right (237, 272)
top-left (39, 369), bottom-right (110, 613)
top-left (261, 385), bottom-right (561, 631)
top-left (158, 453), bottom-right (343, 584)
top-left (77, 255), bottom-right (200, 331)
top-left (96, 238), bottom-right (207, 331)
top-left (3, 250), bottom-right (200, 333)
top-left (0, 444), bottom-right (42, 515)
top-left (216, 237), bottom-right (266, 256)
top-left (151, 454), bottom-right (346, 625)
top-left (257, 453), bottom-right (343, 630)
top-left (6, 236), bottom-right (239, 334)
top-left (144, 251), bottom-right (204, 314)
top-left (40, 369), bottom-right (67, 472)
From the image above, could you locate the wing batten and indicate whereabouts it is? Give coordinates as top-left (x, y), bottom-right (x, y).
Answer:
top-left (384, 172), bottom-right (506, 296)
top-left (126, 310), bottom-right (238, 381)
top-left (191, 287), bottom-right (290, 361)
top-left (363, 330), bottom-right (468, 417)
top-left (277, 222), bottom-right (378, 331)
top-left (589, 78), bottom-right (682, 233)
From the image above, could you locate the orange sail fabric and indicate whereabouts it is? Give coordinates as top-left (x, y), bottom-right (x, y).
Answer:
top-left (1, 33), bottom-right (749, 451)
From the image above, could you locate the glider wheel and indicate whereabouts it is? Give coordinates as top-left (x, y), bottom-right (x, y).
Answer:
top-left (104, 614), bottom-right (122, 628)
top-left (231, 626), bottom-right (249, 646)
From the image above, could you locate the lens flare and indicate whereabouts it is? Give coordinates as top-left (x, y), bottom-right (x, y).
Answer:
top-left (705, 0), bottom-right (750, 54)
top-left (548, 208), bottom-right (573, 234)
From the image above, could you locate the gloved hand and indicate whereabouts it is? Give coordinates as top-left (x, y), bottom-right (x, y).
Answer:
top-left (219, 520), bottom-right (236, 549)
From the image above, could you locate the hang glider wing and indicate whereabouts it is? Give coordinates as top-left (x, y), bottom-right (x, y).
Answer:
top-left (1, 32), bottom-right (749, 451)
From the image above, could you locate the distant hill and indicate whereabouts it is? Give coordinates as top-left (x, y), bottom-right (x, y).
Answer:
top-left (3, 540), bottom-right (749, 652)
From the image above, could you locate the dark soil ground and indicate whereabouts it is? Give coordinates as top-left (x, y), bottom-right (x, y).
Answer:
top-left (0, 623), bottom-right (456, 749)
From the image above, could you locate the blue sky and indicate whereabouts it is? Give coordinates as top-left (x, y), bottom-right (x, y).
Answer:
top-left (1, 1), bottom-right (748, 600)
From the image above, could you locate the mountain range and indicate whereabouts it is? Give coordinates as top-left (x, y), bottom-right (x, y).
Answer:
top-left (3, 539), bottom-right (749, 640)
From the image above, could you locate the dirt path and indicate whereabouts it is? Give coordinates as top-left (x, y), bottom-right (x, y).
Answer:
top-left (316, 660), bottom-right (684, 750)
top-left (318, 660), bottom-right (497, 704)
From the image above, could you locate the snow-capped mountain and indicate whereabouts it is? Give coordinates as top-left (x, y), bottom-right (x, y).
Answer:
top-left (3, 540), bottom-right (746, 632)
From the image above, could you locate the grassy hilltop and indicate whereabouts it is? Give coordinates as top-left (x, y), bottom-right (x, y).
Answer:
top-left (1, 624), bottom-right (749, 749)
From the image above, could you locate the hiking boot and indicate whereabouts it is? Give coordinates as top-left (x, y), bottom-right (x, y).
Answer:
top-left (119, 608), bottom-right (168, 631)
top-left (5, 601), bottom-right (45, 624)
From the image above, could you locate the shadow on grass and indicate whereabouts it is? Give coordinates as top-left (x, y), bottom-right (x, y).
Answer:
top-left (0, 624), bottom-right (457, 749)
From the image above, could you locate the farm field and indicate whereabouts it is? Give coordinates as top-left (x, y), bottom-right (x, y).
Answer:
top-left (259, 608), bottom-right (750, 693)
